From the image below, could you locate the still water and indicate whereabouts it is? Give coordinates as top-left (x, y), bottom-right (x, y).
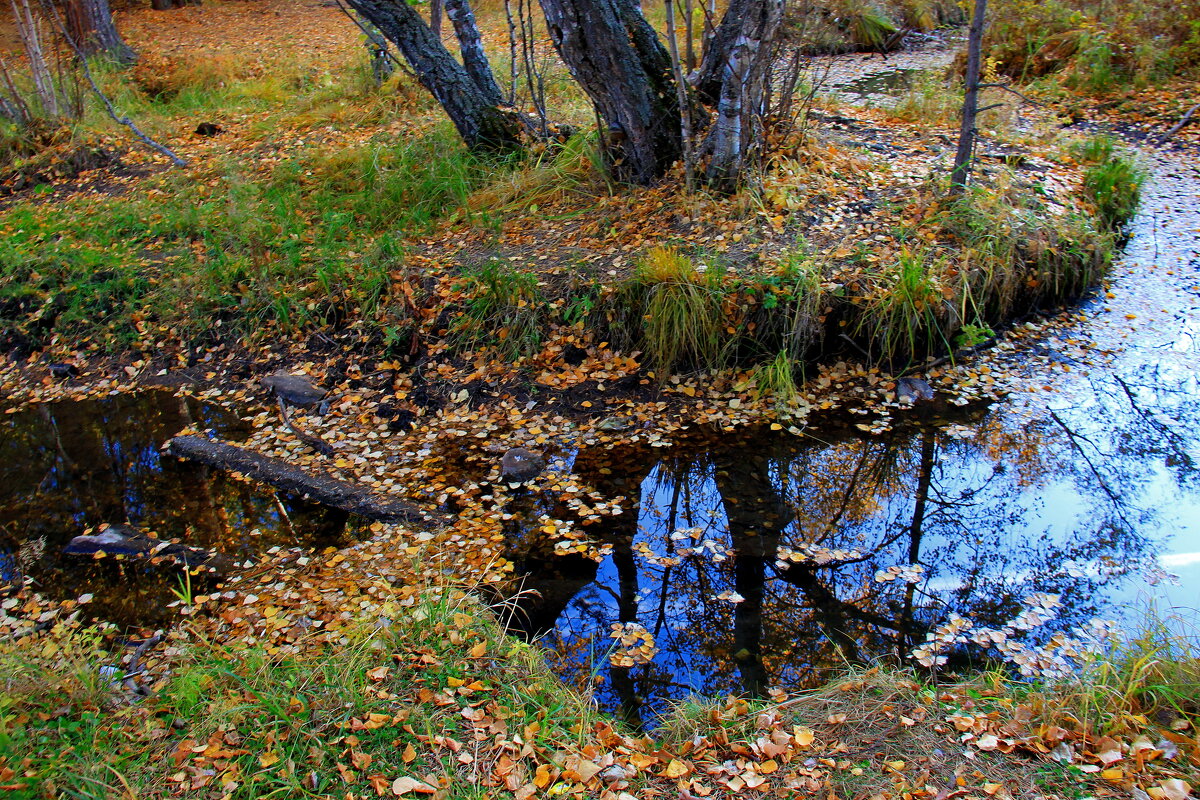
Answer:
top-left (0, 391), bottom-right (348, 627)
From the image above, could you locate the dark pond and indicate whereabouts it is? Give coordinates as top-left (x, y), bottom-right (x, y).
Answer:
top-left (0, 391), bottom-right (349, 628)
top-left (834, 67), bottom-right (922, 100)
top-left (507, 148), bottom-right (1200, 725)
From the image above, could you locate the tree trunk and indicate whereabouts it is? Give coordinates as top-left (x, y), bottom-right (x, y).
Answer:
top-left (11, 0), bottom-right (60, 118)
top-left (62, 0), bottom-right (135, 65)
top-left (443, 0), bottom-right (504, 103)
top-left (699, 0), bottom-right (783, 190)
top-left (538, 0), bottom-right (680, 184)
top-left (348, 0), bottom-right (521, 151)
top-left (430, 0), bottom-right (443, 37)
top-left (949, 0), bottom-right (986, 196)
top-left (692, 0), bottom-right (749, 105)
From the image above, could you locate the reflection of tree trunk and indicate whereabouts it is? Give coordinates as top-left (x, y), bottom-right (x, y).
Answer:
top-left (898, 429), bottom-right (935, 654)
top-left (611, 532), bottom-right (643, 728)
top-left (712, 449), bottom-right (792, 696)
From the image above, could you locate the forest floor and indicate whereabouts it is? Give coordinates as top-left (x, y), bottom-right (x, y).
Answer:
top-left (1, 0), bottom-right (1199, 797)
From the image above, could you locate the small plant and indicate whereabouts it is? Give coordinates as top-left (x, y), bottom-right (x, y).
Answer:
top-left (751, 350), bottom-right (801, 406)
top-left (954, 321), bottom-right (994, 349)
top-left (617, 246), bottom-right (731, 379)
top-left (449, 260), bottom-right (547, 360)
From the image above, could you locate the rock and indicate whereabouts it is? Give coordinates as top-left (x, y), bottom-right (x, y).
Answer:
top-left (63, 524), bottom-right (231, 572)
top-left (500, 447), bottom-right (545, 483)
top-left (897, 377), bottom-right (935, 405)
top-left (194, 122), bottom-right (223, 137)
top-left (48, 363), bottom-right (78, 380)
top-left (261, 373), bottom-right (328, 409)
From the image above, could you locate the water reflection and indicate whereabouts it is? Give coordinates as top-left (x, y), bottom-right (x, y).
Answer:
top-left (0, 391), bottom-right (348, 628)
top-left (510, 384), bottom-right (1196, 723)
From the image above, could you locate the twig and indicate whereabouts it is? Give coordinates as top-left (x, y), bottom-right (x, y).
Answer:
top-left (977, 81), bottom-right (1053, 110)
top-left (1156, 102), bottom-right (1200, 145)
top-left (277, 397), bottom-right (337, 457)
top-left (37, 0), bottom-right (187, 167)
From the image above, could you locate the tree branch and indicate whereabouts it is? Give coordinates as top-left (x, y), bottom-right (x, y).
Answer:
top-left (37, 0), bottom-right (186, 167)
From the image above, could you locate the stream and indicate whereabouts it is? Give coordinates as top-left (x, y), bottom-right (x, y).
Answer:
top-left (1, 48), bottom-right (1196, 725)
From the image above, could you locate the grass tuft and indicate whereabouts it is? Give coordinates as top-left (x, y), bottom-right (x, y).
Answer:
top-left (616, 246), bottom-right (731, 379)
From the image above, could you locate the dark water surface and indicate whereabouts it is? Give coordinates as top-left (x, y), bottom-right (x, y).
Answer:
top-left (508, 149), bottom-right (1200, 724)
top-left (0, 391), bottom-right (348, 627)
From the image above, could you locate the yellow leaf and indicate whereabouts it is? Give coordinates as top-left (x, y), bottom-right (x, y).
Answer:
top-left (1100, 768), bottom-right (1124, 782)
top-left (886, 760), bottom-right (905, 770)
top-left (794, 726), bottom-right (815, 747)
top-left (259, 752), bottom-right (280, 768)
top-left (663, 759), bottom-right (691, 778)
top-left (470, 640), bottom-right (487, 658)
top-left (402, 744), bottom-right (417, 764)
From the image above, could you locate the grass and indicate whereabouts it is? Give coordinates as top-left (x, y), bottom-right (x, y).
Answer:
top-left (0, 126), bottom-right (501, 349)
top-left (1031, 604), bottom-right (1200, 735)
top-left (0, 588), bottom-right (606, 799)
top-left (3, 585), bottom-right (1197, 798)
top-left (0, 626), bottom-right (138, 798)
top-left (888, 71), bottom-right (962, 125)
top-left (855, 245), bottom-right (952, 363)
top-left (448, 260), bottom-right (548, 360)
top-left (612, 246), bottom-right (732, 379)
top-left (1075, 135), bottom-right (1145, 231)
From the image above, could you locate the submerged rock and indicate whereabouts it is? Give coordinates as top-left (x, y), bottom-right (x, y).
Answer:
top-left (897, 377), bottom-right (935, 405)
top-left (500, 447), bottom-right (546, 483)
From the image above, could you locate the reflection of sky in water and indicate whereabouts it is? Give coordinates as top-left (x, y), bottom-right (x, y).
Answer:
top-left (528, 148), bottom-right (1200, 724)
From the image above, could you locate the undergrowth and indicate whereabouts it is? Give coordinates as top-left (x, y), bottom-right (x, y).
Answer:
top-left (983, 0), bottom-right (1200, 92)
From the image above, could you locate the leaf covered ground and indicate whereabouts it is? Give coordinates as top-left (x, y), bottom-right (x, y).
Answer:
top-left (2, 0), bottom-right (1199, 797)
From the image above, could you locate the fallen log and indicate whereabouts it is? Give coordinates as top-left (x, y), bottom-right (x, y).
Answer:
top-left (166, 435), bottom-right (438, 523)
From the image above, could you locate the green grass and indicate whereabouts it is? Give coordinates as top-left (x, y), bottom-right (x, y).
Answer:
top-left (0, 126), bottom-right (501, 349)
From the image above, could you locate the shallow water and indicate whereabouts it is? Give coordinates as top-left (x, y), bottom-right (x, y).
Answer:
top-left (0, 391), bottom-right (349, 628)
top-left (509, 147), bottom-right (1200, 724)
